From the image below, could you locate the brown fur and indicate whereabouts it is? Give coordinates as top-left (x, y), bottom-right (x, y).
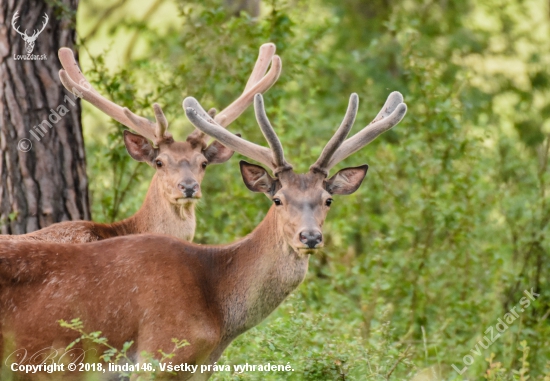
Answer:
top-left (0, 208), bottom-right (304, 381)
top-left (0, 167), bottom-right (367, 380)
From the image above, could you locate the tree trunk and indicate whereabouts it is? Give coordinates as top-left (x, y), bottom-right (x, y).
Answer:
top-left (225, 0), bottom-right (261, 18)
top-left (0, 0), bottom-right (89, 234)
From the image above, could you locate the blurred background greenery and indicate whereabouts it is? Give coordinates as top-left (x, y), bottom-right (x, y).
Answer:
top-left (74, 0), bottom-right (550, 379)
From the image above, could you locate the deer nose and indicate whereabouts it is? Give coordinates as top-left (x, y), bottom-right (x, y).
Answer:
top-left (299, 230), bottom-right (323, 249)
top-left (177, 182), bottom-right (199, 198)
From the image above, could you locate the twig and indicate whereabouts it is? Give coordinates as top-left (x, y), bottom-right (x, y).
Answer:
top-left (385, 345), bottom-right (411, 380)
top-left (421, 325), bottom-right (428, 362)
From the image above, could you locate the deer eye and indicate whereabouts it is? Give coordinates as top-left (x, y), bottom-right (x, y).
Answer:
top-left (273, 198), bottom-right (282, 206)
top-left (201, 161), bottom-right (208, 169)
top-left (155, 160), bottom-right (163, 168)
top-left (325, 198), bottom-right (333, 207)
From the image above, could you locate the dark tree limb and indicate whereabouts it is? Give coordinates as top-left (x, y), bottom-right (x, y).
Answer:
top-left (225, 0), bottom-right (261, 18)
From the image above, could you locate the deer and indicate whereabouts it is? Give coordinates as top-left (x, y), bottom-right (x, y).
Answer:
top-left (0, 91), bottom-right (407, 380)
top-left (0, 44), bottom-right (281, 243)
top-left (11, 12), bottom-right (49, 54)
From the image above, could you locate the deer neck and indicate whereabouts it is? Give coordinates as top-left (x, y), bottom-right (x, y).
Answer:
top-left (205, 206), bottom-right (309, 344)
top-left (111, 174), bottom-right (196, 241)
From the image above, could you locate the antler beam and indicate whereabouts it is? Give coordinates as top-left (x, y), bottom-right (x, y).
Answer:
top-left (310, 93), bottom-right (359, 175)
top-left (58, 48), bottom-right (170, 144)
top-left (253, 94), bottom-right (291, 173)
top-left (59, 43), bottom-right (281, 147)
top-left (186, 92), bottom-right (406, 175)
top-left (314, 92), bottom-right (407, 173)
top-left (184, 95), bottom-right (286, 172)
top-left (192, 43), bottom-right (282, 141)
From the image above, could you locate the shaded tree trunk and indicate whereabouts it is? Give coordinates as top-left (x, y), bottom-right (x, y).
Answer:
top-left (225, 0), bottom-right (261, 17)
top-left (0, 0), bottom-right (89, 234)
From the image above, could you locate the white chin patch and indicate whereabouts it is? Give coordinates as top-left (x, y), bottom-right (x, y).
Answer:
top-left (175, 198), bottom-right (198, 205)
top-left (297, 247), bottom-right (318, 254)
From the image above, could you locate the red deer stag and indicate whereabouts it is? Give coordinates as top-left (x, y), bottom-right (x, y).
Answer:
top-left (0, 92), bottom-right (406, 380)
top-left (0, 44), bottom-right (281, 243)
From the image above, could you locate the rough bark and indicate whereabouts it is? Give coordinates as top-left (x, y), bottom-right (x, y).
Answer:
top-left (0, 0), bottom-right (89, 234)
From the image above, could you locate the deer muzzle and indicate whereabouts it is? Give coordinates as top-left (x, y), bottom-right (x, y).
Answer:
top-left (177, 181), bottom-right (200, 198)
top-left (299, 230), bottom-right (323, 249)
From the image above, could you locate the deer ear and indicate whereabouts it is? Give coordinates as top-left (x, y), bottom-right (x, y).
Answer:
top-left (325, 165), bottom-right (368, 195)
top-left (240, 161), bottom-right (276, 194)
top-left (124, 130), bottom-right (156, 163)
top-left (203, 134), bottom-right (240, 164)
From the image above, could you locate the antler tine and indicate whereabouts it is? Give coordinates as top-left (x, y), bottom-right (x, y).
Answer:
top-left (325, 92), bottom-right (407, 171)
top-left (184, 97), bottom-right (276, 170)
top-left (371, 91), bottom-right (404, 122)
top-left (58, 48), bottom-right (170, 144)
top-left (212, 44), bottom-right (282, 129)
top-left (59, 68), bottom-right (158, 143)
top-left (310, 93), bottom-right (359, 175)
top-left (58, 47), bottom-right (99, 95)
top-left (254, 94), bottom-right (291, 174)
top-left (153, 103), bottom-right (169, 141)
top-left (122, 105), bottom-right (173, 146)
top-left (244, 43), bottom-right (276, 93)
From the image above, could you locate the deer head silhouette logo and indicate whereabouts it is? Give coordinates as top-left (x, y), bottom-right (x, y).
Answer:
top-left (11, 12), bottom-right (49, 54)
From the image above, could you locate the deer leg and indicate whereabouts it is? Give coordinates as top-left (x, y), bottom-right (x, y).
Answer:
top-left (134, 326), bottom-right (218, 381)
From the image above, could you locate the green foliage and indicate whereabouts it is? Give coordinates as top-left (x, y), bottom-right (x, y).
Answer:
top-left (76, 0), bottom-right (550, 379)
top-left (59, 318), bottom-right (189, 380)
top-left (217, 295), bottom-right (415, 380)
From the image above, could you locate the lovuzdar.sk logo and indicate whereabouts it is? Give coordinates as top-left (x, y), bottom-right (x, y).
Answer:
top-left (11, 11), bottom-right (48, 60)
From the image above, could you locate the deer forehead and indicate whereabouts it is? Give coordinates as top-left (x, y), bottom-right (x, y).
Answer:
top-left (275, 172), bottom-right (329, 203)
top-left (157, 141), bottom-right (206, 165)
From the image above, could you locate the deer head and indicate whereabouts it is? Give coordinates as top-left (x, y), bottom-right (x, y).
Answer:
top-left (12, 12), bottom-right (48, 54)
top-left (58, 45), bottom-right (281, 206)
top-left (184, 92), bottom-right (407, 252)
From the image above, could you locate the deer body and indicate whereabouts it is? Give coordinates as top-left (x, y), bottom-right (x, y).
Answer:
top-left (0, 206), bottom-right (306, 380)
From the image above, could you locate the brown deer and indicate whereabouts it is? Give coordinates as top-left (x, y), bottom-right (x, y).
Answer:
top-left (0, 44), bottom-right (281, 243)
top-left (0, 92), bottom-right (406, 380)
